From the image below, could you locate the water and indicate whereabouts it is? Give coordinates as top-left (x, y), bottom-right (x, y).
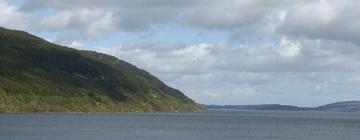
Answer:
top-left (1, 110), bottom-right (360, 140)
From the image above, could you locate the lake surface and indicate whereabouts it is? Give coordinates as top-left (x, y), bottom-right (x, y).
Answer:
top-left (1, 110), bottom-right (360, 140)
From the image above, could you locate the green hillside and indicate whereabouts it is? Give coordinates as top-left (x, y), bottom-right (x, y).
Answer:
top-left (0, 27), bottom-right (202, 112)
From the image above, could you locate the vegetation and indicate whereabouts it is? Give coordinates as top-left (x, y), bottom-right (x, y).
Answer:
top-left (0, 27), bottom-right (202, 112)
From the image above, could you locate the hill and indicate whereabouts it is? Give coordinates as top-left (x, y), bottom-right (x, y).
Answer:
top-left (206, 104), bottom-right (309, 111)
top-left (0, 27), bottom-right (202, 112)
top-left (206, 101), bottom-right (360, 112)
top-left (315, 101), bottom-right (360, 112)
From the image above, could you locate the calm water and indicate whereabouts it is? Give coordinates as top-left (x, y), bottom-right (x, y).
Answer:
top-left (1, 110), bottom-right (360, 140)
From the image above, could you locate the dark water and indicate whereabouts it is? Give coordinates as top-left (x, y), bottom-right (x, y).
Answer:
top-left (1, 110), bottom-right (360, 140)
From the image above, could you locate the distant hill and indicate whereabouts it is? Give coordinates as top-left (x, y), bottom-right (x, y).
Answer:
top-left (206, 104), bottom-right (309, 111)
top-left (0, 27), bottom-right (202, 112)
top-left (206, 101), bottom-right (360, 112)
top-left (316, 101), bottom-right (360, 112)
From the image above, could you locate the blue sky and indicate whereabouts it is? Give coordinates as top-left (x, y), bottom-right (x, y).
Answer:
top-left (2, 0), bottom-right (360, 106)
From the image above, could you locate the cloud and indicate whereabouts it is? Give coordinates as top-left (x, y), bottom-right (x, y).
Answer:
top-left (41, 8), bottom-right (118, 39)
top-left (278, 0), bottom-right (360, 44)
top-left (68, 41), bottom-right (85, 48)
top-left (19, 0), bottom-right (292, 40)
top-left (0, 0), bottom-right (29, 30)
top-left (14, 0), bottom-right (360, 45)
top-left (183, 0), bottom-right (290, 33)
top-left (71, 38), bottom-right (360, 106)
top-left (277, 38), bottom-right (301, 58)
top-left (3, 0), bottom-right (360, 105)
top-left (21, 0), bottom-right (193, 10)
top-left (21, 0), bottom-right (192, 32)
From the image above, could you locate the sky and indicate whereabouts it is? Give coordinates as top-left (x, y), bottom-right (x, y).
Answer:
top-left (1, 0), bottom-right (360, 106)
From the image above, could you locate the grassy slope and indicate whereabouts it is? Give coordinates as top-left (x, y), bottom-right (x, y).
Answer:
top-left (0, 27), bottom-right (202, 112)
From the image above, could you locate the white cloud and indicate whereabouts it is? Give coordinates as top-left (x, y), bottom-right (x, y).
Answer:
top-left (40, 11), bottom-right (72, 31)
top-left (3, 0), bottom-right (360, 105)
top-left (41, 8), bottom-right (118, 39)
top-left (183, 0), bottom-right (290, 32)
top-left (172, 43), bottom-right (211, 61)
top-left (278, 0), bottom-right (360, 44)
top-left (72, 38), bottom-right (360, 106)
top-left (277, 37), bottom-right (301, 58)
top-left (0, 0), bottom-right (29, 30)
top-left (22, 0), bottom-right (191, 32)
top-left (69, 41), bottom-right (85, 48)
top-left (13, 0), bottom-right (360, 45)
